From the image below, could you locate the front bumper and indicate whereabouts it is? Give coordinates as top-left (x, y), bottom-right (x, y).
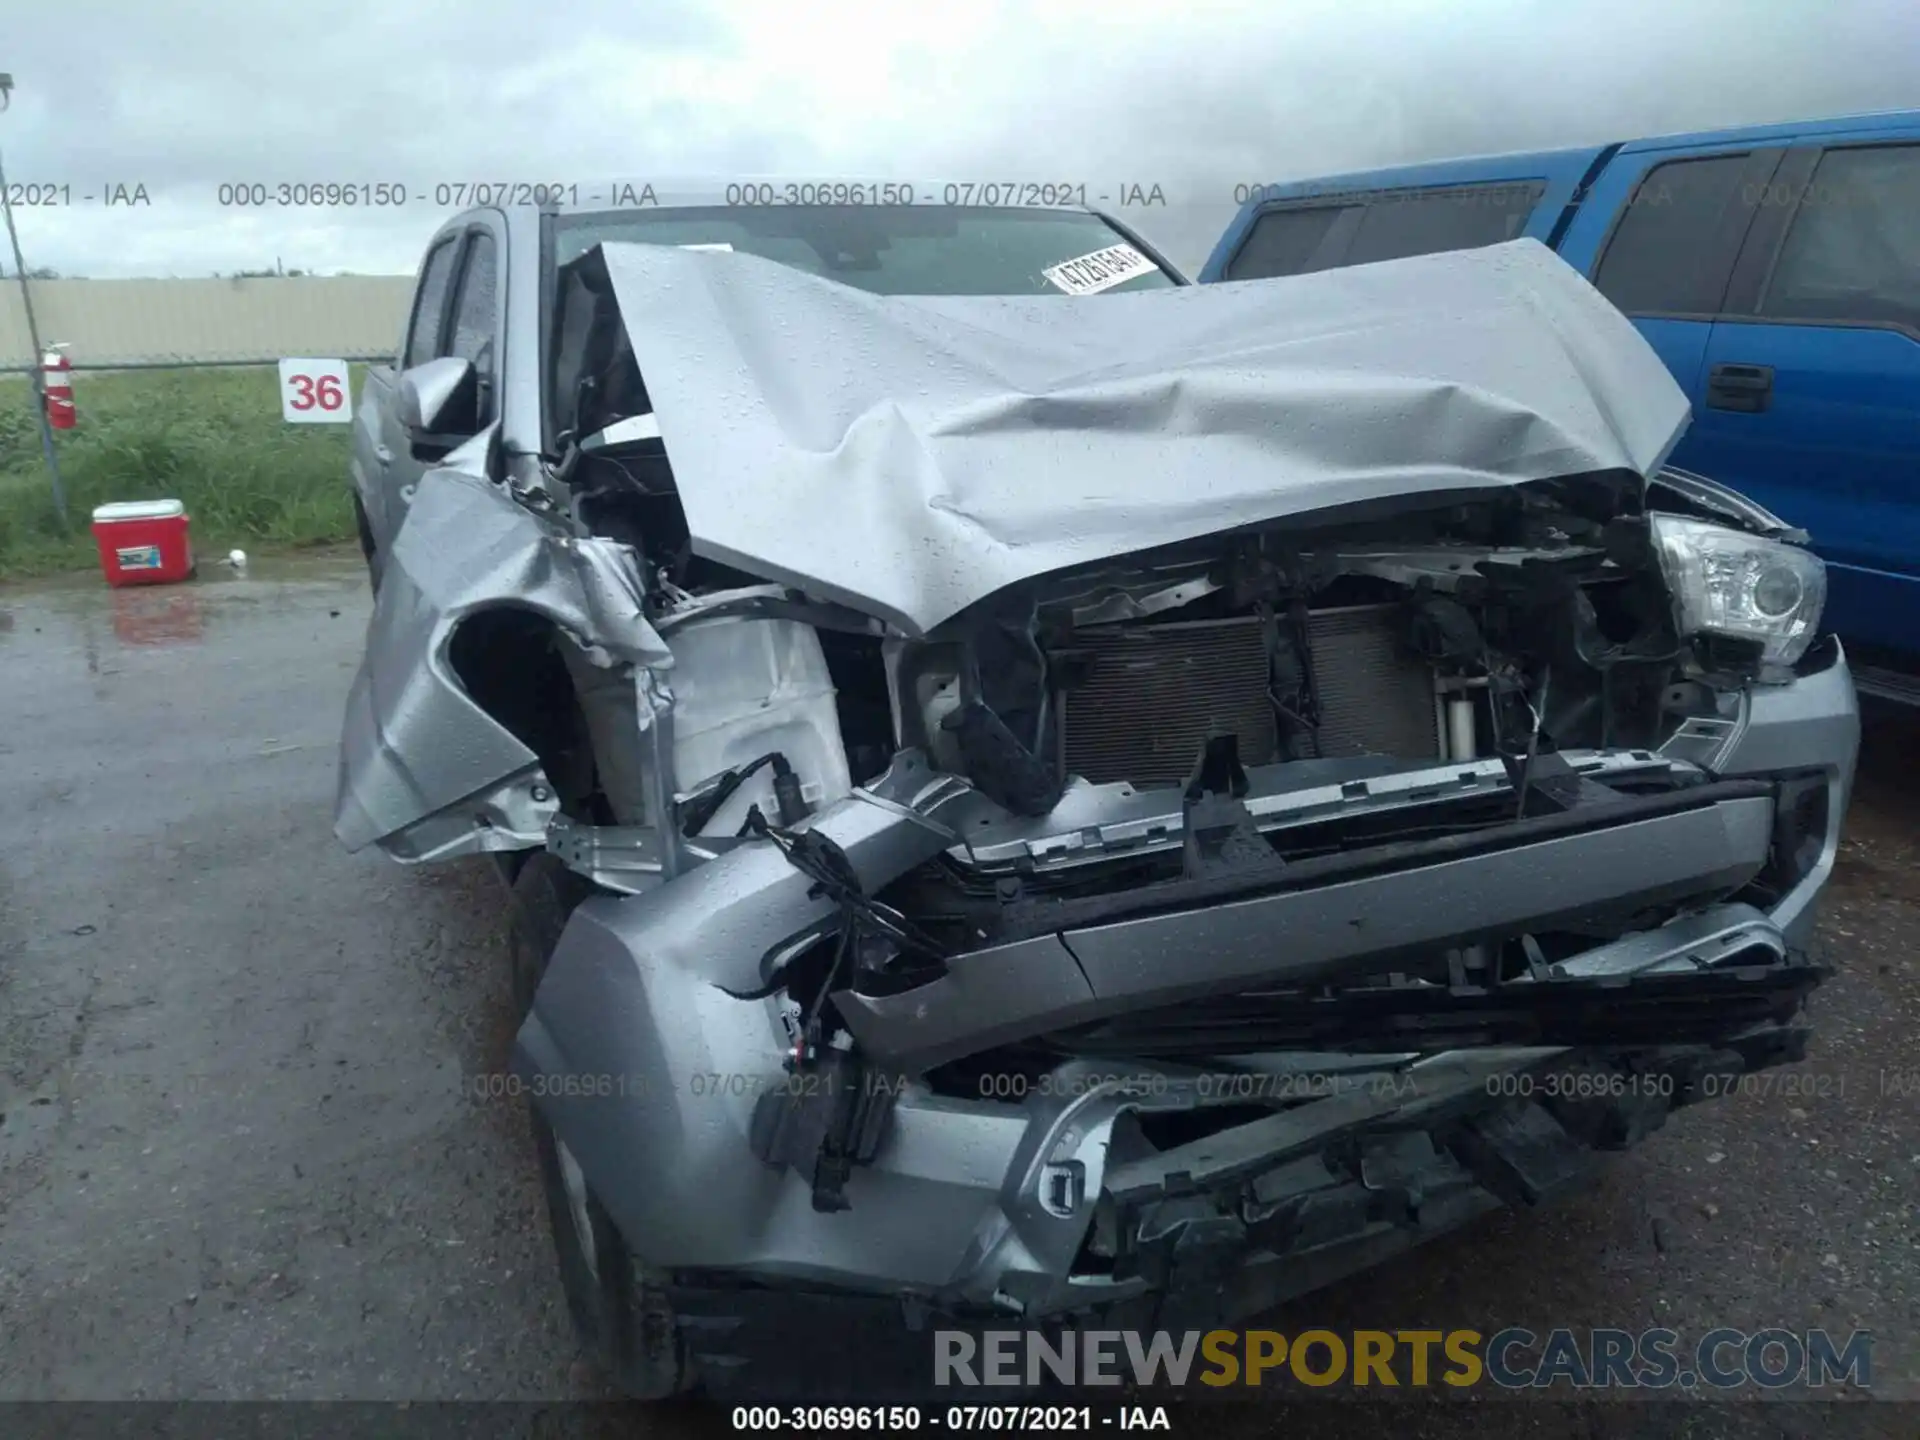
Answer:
top-left (512, 641), bottom-right (1857, 1344)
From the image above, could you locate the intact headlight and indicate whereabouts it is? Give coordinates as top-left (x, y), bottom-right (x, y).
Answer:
top-left (1649, 513), bottom-right (1826, 667)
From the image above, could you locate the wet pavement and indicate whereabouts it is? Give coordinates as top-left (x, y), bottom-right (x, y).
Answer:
top-left (0, 553), bottom-right (1914, 1437)
top-left (0, 555), bottom-right (581, 1403)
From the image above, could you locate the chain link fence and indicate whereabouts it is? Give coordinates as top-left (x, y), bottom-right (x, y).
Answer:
top-left (0, 276), bottom-right (409, 570)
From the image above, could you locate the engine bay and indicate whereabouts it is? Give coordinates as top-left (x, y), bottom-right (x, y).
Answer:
top-left (561, 433), bottom-right (1728, 822)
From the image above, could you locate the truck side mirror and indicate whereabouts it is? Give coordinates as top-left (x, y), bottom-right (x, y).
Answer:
top-left (396, 356), bottom-right (478, 459)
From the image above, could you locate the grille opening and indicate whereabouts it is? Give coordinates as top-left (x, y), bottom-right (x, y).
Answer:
top-left (1131, 1104), bottom-right (1289, 1151)
top-left (1741, 771), bottom-right (1830, 906)
top-left (1034, 933), bottom-right (1801, 1061)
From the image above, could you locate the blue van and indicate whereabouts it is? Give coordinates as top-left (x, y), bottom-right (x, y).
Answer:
top-left (1201, 110), bottom-right (1920, 699)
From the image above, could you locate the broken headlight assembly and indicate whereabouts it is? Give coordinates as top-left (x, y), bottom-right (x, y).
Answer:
top-left (1649, 513), bottom-right (1827, 667)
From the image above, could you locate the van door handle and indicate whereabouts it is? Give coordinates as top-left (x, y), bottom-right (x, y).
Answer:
top-left (1706, 363), bottom-right (1774, 414)
top-left (374, 444), bottom-right (394, 464)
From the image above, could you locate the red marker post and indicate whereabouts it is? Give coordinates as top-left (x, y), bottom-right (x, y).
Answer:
top-left (41, 342), bottom-right (74, 429)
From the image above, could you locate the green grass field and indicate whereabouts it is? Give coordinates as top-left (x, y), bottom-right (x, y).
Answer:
top-left (0, 364), bottom-right (370, 580)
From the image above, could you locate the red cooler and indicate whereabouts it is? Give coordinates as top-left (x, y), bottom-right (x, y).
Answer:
top-left (91, 499), bottom-right (195, 587)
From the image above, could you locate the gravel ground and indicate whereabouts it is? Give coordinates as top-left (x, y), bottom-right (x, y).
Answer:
top-left (0, 554), bottom-right (1912, 1439)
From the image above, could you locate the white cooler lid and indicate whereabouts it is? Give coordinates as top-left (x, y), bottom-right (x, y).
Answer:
top-left (92, 499), bottom-right (186, 522)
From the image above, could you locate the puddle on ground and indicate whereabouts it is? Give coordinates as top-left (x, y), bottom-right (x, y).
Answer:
top-left (0, 550), bottom-right (368, 661)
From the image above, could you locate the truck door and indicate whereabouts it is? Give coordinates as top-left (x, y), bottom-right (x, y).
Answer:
top-left (372, 217), bottom-right (506, 539)
top-left (1558, 145), bottom-right (1785, 477)
top-left (368, 232), bottom-right (462, 545)
top-left (1693, 137), bottom-right (1920, 663)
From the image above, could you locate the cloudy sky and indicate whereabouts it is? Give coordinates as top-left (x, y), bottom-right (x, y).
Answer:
top-left (2, 0), bottom-right (1916, 279)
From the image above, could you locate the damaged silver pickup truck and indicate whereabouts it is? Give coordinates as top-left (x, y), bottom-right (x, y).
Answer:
top-left (337, 200), bottom-right (1858, 1399)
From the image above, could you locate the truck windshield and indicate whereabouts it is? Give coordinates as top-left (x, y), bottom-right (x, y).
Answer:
top-left (549, 205), bottom-right (1179, 297)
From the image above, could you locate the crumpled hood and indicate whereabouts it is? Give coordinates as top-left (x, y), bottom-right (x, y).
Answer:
top-left (598, 237), bottom-right (1689, 636)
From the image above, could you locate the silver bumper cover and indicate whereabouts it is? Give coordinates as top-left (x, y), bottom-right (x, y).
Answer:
top-left (512, 645), bottom-right (1857, 1313)
top-left (837, 781), bottom-right (1774, 1073)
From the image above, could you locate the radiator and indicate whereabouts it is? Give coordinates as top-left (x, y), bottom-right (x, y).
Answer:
top-left (1060, 605), bottom-right (1441, 786)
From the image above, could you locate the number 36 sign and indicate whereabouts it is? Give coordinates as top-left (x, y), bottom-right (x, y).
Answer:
top-left (278, 358), bottom-right (353, 424)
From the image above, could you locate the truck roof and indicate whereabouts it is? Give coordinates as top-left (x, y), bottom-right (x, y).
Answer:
top-left (1224, 105), bottom-right (1920, 202)
top-left (1200, 106), bottom-right (1920, 282)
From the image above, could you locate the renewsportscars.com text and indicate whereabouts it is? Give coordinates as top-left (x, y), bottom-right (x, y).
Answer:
top-left (933, 1327), bottom-right (1872, 1390)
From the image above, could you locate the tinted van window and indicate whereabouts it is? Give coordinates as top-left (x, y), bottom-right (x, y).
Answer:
top-left (1761, 144), bottom-right (1920, 329)
top-left (1222, 204), bottom-right (1350, 279)
top-left (1343, 183), bottom-right (1543, 266)
top-left (1592, 153), bottom-right (1753, 315)
top-left (1224, 182), bottom-right (1544, 280)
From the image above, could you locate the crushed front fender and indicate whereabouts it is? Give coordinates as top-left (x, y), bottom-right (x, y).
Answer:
top-left (333, 458), bottom-right (670, 860)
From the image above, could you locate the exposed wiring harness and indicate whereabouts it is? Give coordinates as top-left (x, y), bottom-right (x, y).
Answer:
top-left (677, 751), bottom-right (808, 835)
top-left (1512, 664), bottom-right (1552, 819)
top-left (720, 809), bottom-right (949, 1062)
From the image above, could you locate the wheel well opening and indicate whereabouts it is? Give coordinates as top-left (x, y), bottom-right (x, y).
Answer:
top-left (447, 608), bottom-right (599, 820)
top-left (351, 491), bottom-right (376, 558)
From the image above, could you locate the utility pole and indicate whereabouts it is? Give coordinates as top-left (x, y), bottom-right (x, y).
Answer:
top-left (0, 72), bottom-right (71, 532)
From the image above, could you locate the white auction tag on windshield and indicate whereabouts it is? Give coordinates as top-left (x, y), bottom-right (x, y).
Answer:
top-left (1041, 243), bottom-right (1156, 295)
top-left (678, 242), bottom-right (734, 252)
